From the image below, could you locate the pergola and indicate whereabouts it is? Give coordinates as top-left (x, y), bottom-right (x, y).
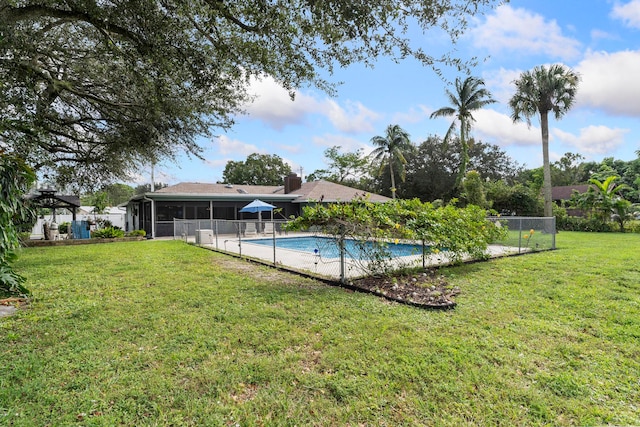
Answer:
top-left (26, 188), bottom-right (81, 221)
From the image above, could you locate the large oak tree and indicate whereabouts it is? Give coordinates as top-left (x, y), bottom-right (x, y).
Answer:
top-left (1, 0), bottom-right (498, 188)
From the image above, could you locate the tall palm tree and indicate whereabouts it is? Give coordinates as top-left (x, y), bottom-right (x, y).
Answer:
top-left (509, 64), bottom-right (580, 217)
top-left (370, 124), bottom-right (411, 199)
top-left (430, 76), bottom-right (496, 187)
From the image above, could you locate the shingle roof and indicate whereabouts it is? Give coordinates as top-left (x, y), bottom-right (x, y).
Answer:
top-left (552, 185), bottom-right (590, 201)
top-left (151, 180), bottom-right (390, 203)
top-left (284, 180), bottom-right (391, 203)
top-left (154, 182), bottom-right (282, 195)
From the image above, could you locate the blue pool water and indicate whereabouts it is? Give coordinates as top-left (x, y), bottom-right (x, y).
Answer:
top-left (244, 236), bottom-right (426, 259)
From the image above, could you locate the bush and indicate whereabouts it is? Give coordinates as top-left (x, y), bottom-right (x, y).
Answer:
top-left (58, 222), bottom-right (70, 234)
top-left (126, 230), bottom-right (146, 237)
top-left (92, 226), bottom-right (125, 239)
top-left (557, 216), bottom-right (615, 232)
top-left (624, 220), bottom-right (640, 233)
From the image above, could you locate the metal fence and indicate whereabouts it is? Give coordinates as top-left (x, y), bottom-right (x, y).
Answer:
top-left (488, 216), bottom-right (556, 253)
top-left (174, 217), bottom-right (556, 283)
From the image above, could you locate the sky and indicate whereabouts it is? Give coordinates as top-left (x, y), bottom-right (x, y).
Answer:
top-left (137, 0), bottom-right (640, 186)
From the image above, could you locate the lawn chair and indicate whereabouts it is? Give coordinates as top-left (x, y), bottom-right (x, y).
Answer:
top-left (263, 221), bottom-right (275, 235)
top-left (244, 222), bottom-right (257, 236)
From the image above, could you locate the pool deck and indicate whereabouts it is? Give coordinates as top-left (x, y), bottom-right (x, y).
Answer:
top-left (193, 233), bottom-right (525, 281)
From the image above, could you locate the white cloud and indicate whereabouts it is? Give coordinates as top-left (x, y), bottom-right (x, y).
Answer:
top-left (323, 99), bottom-right (381, 133)
top-left (590, 29), bottom-right (618, 42)
top-left (213, 134), bottom-right (264, 157)
top-left (576, 49), bottom-right (640, 116)
top-left (243, 76), bottom-right (321, 130)
top-left (391, 105), bottom-right (432, 124)
top-left (275, 143), bottom-right (303, 154)
top-left (611, 0), bottom-right (640, 28)
top-left (471, 5), bottom-right (581, 60)
top-left (474, 109), bottom-right (541, 147)
top-left (312, 133), bottom-right (372, 153)
top-left (553, 125), bottom-right (628, 154)
top-left (242, 75), bottom-right (381, 133)
top-left (483, 67), bottom-right (524, 105)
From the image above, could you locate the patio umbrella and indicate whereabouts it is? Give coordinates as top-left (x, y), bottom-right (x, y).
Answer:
top-left (239, 199), bottom-right (276, 221)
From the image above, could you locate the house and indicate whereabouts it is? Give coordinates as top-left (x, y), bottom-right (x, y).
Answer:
top-left (552, 184), bottom-right (591, 216)
top-left (124, 173), bottom-right (390, 237)
top-left (551, 185), bottom-right (590, 203)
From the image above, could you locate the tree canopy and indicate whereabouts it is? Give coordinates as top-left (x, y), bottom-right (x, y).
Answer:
top-left (1, 0), bottom-right (499, 188)
top-left (222, 153), bottom-right (291, 186)
top-left (307, 146), bottom-right (369, 187)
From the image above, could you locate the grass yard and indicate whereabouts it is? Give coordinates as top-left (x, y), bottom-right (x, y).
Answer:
top-left (2, 232), bottom-right (639, 426)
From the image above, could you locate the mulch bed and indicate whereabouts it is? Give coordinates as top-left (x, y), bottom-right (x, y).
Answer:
top-left (347, 269), bottom-right (460, 309)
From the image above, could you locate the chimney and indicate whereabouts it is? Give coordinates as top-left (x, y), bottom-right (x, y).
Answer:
top-left (284, 173), bottom-right (302, 194)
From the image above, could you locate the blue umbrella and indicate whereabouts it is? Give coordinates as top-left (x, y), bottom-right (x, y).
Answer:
top-left (239, 199), bottom-right (276, 213)
top-left (239, 199), bottom-right (275, 221)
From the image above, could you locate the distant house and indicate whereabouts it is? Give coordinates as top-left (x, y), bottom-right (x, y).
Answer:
top-left (551, 185), bottom-right (590, 203)
top-left (124, 173), bottom-right (390, 237)
top-left (552, 184), bottom-right (590, 216)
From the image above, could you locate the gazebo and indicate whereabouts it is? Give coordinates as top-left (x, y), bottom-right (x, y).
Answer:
top-left (26, 187), bottom-right (81, 221)
top-left (26, 188), bottom-right (83, 239)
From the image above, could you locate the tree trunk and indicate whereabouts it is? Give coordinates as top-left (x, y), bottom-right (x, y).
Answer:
top-left (541, 112), bottom-right (553, 217)
top-left (389, 158), bottom-right (396, 199)
top-left (457, 123), bottom-right (468, 189)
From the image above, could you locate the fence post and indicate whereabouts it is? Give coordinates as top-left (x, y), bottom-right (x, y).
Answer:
top-left (272, 221), bottom-right (277, 266)
top-left (215, 220), bottom-right (219, 250)
top-left (339, 231), bottom-right (346, 284)
top-left (422, 240), bottom-right (427, 269)
top-left (518, 217), bottom-right (523, 253)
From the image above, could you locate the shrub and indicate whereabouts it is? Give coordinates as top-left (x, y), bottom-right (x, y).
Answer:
top-left (624, 220), bottom-right (640, 233)
top-left (1, 153), bottom-right (35, 297)
top-left (126, 230), bottom-right (146, 237)
top-left (58, 222), bottom-right (70, 234)
top-left (557, 216), bottom-right (615, 232)
top-left (286, 197), bottom-right (507, 275)
top-left (92, 226), bottom-right (125, 239)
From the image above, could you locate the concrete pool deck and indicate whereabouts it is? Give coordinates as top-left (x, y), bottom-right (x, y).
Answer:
top-left (194, 233), bottom-right (525, 281)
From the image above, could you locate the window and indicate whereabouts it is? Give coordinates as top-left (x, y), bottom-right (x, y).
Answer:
top-left (156, 202), bottom-right (183, 221)
top-left (184, 202), bottom-right (210, 219)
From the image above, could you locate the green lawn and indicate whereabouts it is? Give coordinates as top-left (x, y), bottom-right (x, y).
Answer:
top-left (2, 232), bottom-right (639, 426)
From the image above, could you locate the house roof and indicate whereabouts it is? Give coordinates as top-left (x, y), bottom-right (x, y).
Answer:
top-left (551, 185), bottom-right (591, 201)
top-left (154, 182), bottom-right (283, 195)
top-left (282, 180), bottom-right (391, 203)
top-left (135, 180), bottom-right (390, 203)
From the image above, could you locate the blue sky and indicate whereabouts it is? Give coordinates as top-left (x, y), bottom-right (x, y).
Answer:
top-left (139, 0), bottom-right (640, 185)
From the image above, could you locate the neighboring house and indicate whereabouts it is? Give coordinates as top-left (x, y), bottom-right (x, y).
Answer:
top-left (124, 173), bottom-right (391, 238)
top-left (552, 184), bottom-right (590, 216)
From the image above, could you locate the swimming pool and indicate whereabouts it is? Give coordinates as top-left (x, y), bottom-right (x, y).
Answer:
top-left (243, 235), bottom-right (427, 259)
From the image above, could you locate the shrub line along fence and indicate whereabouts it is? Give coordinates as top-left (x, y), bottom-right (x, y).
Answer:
top-left (174, 217), bottom-right (556, 283)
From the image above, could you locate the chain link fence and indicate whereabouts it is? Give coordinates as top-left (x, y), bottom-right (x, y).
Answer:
top-left (174, 217), bottom-right (556, 282)
top-left (488, 216), bottom-right (556, 253)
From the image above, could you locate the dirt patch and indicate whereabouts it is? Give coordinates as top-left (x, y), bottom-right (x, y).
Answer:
top-left (212, 253), bottom-right (458, 309)
top-left (0, 297), bottom-right (29, 317)
top-left (348, 270), bottom-right (459, 309)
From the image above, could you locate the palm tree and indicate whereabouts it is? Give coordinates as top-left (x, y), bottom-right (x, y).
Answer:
top-left (370, 124), bottom-right (411, 199)
top-left (588, 175), bottom-right (630, 223)
top-left (430, 76), bottom-right (496, 187)
top-left (509, 64), bottom-right (580, 217)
